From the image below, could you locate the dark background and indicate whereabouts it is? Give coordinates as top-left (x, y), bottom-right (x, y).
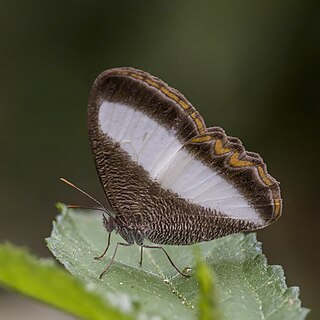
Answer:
top-left (0, 1), bottom-right (319, 318)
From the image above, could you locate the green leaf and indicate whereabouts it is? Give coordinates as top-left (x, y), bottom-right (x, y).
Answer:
top-left (0, 242), bottom-right (132, 320)
top-left (46, 204), bottom-right (309, 320)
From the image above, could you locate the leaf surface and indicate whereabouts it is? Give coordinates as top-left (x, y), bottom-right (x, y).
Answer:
top-left (46, 205), bottom-right (309, 320)
top-left (0, 242), bottom-right (131, 320)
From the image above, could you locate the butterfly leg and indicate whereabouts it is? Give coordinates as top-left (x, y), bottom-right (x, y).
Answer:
top-left (99, 242), bottom-right (131, 279)
top-left (94, 232), bottom-right (112, 260)
top-left (141, 245), bottom-right (190, 277)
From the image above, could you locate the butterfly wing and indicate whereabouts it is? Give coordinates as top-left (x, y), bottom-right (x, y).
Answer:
top-left (88, 67), bottom-right (282, 245)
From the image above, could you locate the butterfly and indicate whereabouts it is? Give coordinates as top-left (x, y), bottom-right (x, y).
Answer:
top-left (63, 67), bottom-right (282, 278)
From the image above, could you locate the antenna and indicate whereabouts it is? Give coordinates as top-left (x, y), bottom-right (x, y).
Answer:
top-left (60, 178), bottom-right (112, 218)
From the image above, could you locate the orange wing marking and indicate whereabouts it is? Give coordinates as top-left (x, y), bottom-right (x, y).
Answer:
top-left (189, 134), bottom-right (213, 143)
top-left (160, 87), bottom-right (180, 102)
top-left (130, 73), bottom-right (144, 80)
top-left (145, 79), bottom-right (160, 88)
top-left (116, 70), bottom-right (129, 75)
top-left (257, 165), bottom-right (273, 186)
top-left (214, 139), bottom-right (231, 155)
top-left (229, 151), bottom-right (254, 167)
top-left (190, 112), bottom-right (206, 134)
top-left (273, 198), bottom-right (282, 218)
top-left (179, 100), bottom-right (190, 110)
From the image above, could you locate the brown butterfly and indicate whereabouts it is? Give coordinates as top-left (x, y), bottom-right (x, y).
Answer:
top-left (62, 67), bottom-right (282, 278)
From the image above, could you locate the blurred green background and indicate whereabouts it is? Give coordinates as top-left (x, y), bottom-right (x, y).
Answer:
top-left (0, 0), bottom-right (319, 319)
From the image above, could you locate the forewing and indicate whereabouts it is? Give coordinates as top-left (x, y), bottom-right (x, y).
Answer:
top-left (88, 67), bottom-right (282, 233)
